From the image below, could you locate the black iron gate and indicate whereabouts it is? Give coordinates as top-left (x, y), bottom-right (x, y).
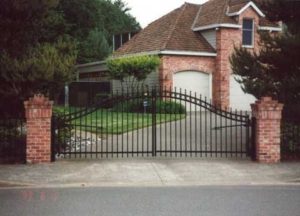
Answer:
top-left (52, 88), bottom-right (253, 160)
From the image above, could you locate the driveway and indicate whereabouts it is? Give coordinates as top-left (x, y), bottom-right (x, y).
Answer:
top-left (62, 112), bottom-right (251, 159)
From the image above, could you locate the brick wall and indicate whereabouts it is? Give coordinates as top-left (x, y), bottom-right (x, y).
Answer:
top-left (215, 28), bottom-right (240, 109)
top-left (159, 55), bottom-right (215, 90)
top-left (238, 7), bottom-right (261, 52)
top-left (24, 95), bottom-right (53, 164)
top-left (251, 97), bottom-right (283, 163)
top-left (214, 7), bottom-right (261, 110)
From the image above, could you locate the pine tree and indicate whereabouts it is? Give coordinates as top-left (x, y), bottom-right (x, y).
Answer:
top-left (0, 0), bottom-right (77, 116)
top-left (230, 0), bottom-right (300, 119)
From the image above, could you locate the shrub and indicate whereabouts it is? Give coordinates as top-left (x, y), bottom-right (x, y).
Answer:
top-left (112, 99), bottom-right (186, 114)
top-left (52, 107), bottom-right (74, 155)
top-left (106, 55), bottom-right (160, 89)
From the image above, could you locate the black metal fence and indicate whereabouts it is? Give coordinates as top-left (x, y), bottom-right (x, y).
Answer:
top-left (281, 113), bottom-right (300, 160)
top-left (52, 87), bottom-right (253, 160)
top-left (0, 116), bottom-right (26, 164)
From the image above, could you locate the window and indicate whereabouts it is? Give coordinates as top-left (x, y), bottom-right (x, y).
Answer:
top-left (242, 19), bottom-right (254, 47)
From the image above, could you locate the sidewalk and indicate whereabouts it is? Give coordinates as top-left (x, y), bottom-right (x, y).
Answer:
top-left (0, 158), bottom-right (300, 188)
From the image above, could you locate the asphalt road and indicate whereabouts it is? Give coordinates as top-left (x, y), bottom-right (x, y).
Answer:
top-left (1, 186), bottom-right (300, 216)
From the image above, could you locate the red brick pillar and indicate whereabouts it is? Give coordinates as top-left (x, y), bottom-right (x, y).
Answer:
top-left (251, 97), bottom-right (283, 163)
top-left (24, 94), bottom-right (53, 164)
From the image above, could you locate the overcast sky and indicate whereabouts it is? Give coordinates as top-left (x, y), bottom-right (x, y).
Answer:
top-left (123, 0), bottom-right (208, 28)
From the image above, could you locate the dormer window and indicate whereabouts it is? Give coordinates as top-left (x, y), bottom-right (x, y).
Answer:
top-left (242, 19), bottom-right (254, 47)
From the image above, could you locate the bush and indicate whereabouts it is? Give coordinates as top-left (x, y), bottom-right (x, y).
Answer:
top-left (52, 108), bottom-right (74, 155)
top-left (106, 55), bottom-right (160, 89)
top-left (112, 99), bottom-right (186, 114)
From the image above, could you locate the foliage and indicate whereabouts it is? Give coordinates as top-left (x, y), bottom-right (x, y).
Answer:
top-left (0, 38), bottom-right (77, 116)
top-left (0, 0), bottom-right (62, 57)
top-left (0, 0), bottom-right (140, 116)
top-left (78, 28), bottom-right (111, 63)
top-left (230, 0), bottom-right (300, 119)
top-left (52, 109), bottom-right (74, 155)
top-left (106, 55), bottom-right (161, 88)
top-left (0, 0), bottom-right (77, 116)
top-left (59, 0), bottom-right (140, 63)
top-left (112, 99), bottom-right (186, 114)
top-left (281, 121), bottom-right (300, 158)
top-left (0, 118), bottom-right (26, 163)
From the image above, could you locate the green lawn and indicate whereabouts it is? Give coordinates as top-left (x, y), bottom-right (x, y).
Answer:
top-left (54, 107), bottom-right (185, 134)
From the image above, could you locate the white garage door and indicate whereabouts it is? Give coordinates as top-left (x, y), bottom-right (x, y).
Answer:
top-left (173, 71), bottom-right (211, 99)
top-left (173, 71), bottom-right (211, 111)
top-left (230, 75), bottom-right (256, 111)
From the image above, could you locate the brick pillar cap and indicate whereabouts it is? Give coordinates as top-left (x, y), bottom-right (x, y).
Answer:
top-left (251, 96), bottom-right (284, 120)
top-left (251, 97), bottom-right (284, 110)
top-left (24, 94), bottom-right (53, 108)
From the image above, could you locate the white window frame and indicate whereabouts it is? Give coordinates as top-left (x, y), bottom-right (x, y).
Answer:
top-left (242, 19), bottom-right (254, 48)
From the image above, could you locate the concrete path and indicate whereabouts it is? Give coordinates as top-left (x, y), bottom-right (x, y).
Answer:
top-left (0, 159), bottom-right (300, 188)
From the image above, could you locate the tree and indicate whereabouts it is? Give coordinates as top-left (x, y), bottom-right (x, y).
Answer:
top-left (230, 0), bottom-right (300, 117)
top-left (0, 0), bottom-right (141, 116)
top-left (58, 0), bottom-right (141, 63)
top-left (106, 55), bottom-right (161, 89)
top-left (0, 0), bottom-right (77, 116)
top-left (78, 28), bottom-right (111, 63)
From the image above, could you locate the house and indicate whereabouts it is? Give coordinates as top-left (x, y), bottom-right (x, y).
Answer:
top-left (78, 0), bottom-right (281, 110)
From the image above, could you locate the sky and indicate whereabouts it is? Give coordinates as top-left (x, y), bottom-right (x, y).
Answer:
top-left (123, 0), bottom-right (208, 28)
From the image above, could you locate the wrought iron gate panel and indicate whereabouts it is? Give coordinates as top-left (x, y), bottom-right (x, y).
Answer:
top-left (52, 88), bottom-right (253, 160)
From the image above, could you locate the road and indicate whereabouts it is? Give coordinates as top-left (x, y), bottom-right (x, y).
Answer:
top-left (1, 186), bottom-right (300, 216)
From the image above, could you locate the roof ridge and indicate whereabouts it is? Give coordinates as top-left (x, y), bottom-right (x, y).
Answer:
top-left (192, 4), bottom-right (203, 29)
top-left (162, 3), bottom-right (187, 50)
top-left (217, 0), bottom-right (229, 23)
top-left (145, 5), bottom-right (182, 28)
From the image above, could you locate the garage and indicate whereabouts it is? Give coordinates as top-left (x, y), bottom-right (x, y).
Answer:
top-left (173, 71), bottom-right (211, 99)
top-left (230, 75), bottom-right (256, 111)
top-left (173, 71), bottom-right (211, 111)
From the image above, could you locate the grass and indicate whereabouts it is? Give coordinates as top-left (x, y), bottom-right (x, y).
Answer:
top-left (54, 107), bottom-right (186, 134)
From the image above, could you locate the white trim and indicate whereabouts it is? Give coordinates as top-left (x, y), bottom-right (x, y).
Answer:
top-left (242, 45), bottom-right (254, 49)
top-left (258, 26), bottom-right (282, 32)
top-left (76, 60), bottom-right (106, 68)
top-left (112, 50), bottom-right (217, 58)
top-left (193, 23), bottom-right (241, 31)
top-left (242, 19), bottom-right (254, 47)
top-left (159, 50), bottom-right (217, 57)
top-left (227, 1), bottom-right (265, 17)
top-left (112, 51), bottom-right (161, 59)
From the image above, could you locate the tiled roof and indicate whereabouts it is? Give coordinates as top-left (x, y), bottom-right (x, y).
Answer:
top-left (113, 3), bottom-right (215, 57)
top-left (227, 0), bottom-right (249, 14)
top-left (193, 0), bottom-right (236, 29)
top-left (114, 0), bottom-right (279, 57)
top-left (192, 0), bottom-right (278, 30)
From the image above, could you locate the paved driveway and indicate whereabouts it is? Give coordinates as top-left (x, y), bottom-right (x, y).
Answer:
top-left (62, 112), bottom-right (251, 159)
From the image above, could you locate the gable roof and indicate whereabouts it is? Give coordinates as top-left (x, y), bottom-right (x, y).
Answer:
top-left (113, 3), bottom-right (215, 57)
top-left (227, 0), bottom-right (265, 17)
top-left (192, 0), bottom-right (267, 31)
top-left (192, 0), bottom-right (237, 30)
top-left (113, 0), bottom-right (280, 57)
